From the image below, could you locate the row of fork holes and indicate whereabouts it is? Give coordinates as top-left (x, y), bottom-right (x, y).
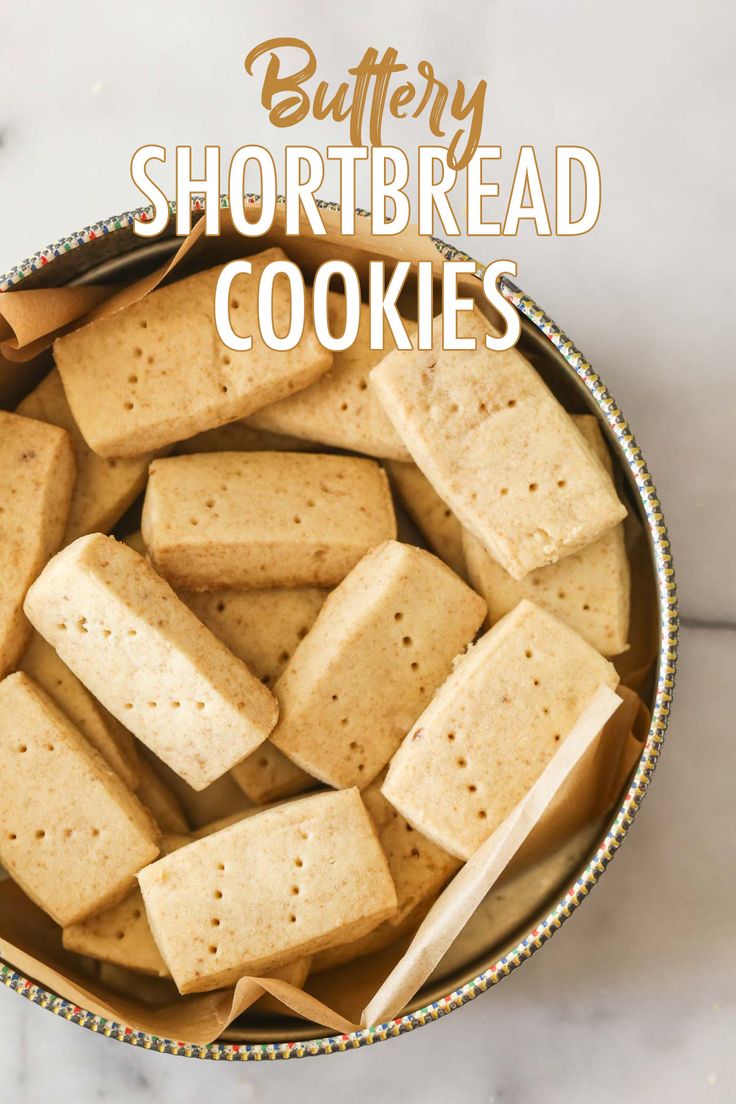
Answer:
top-left (124, 700), bottom-right (205, 711)
top-left (57, 619), bottom-right (137, 639)
top-left (125, 337), bottom-right (153, 409)
top-left (115, 908), bottom-right (143, 941)
top-left (444, 647), bottom-right (561, 819)
top-left (191, 496), bottom-right (317, 530)
top-left (394, 612), bottom-right (421, 674)
top-left (446, 734), bottom-right (489, 820)
top-left (208, 843), bottom-right (307, 953)
top-left (6, 826), bottom-right (101, 841)
top-left (529, 578), bottom-right (591, 613)
top-left (218, 300), bottom-right (239, 381)
top-left (328, 612), bottom-right (422, 770)
top-left (399, 815), bottom-right (421, 859)
top-left (338, 378), bottom-right (369, 412)
top-left (58, 620), bottom-right (208, 711)
top-left (498, 478), bottom-right (567, 498)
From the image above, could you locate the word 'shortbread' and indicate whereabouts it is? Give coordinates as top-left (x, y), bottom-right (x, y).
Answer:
top-left (138, 788), bottom-right (397, 993)
top-left (248, 293), bottom-right (412, 460)
top-left (463, 415), bottom-right (630, 655)
top-left (382, 600), bottom-right (619, 860)
top-left (0, 412), bottom-right (75, 678)
top-left (370, 309), bottom-right (626, 579)
top-left (0, 672), bottom-right (160, 926)
top-left (54, 248), bottom-right (333, 458)
top-left (387, 460), bottom-right (467, 579)
top-left (182, 587), bottom-right (326, 803)
top-left (23, 534), bottom-right (278, 790)
top-left (270, 541), bottom-right (487, 788)
top-left (142, 452), bottom-right (396, 590)
top-left (20, 632), bottom-right (140, 791)
top-left (17, 369), bottom-right (154, 542)
top-left (63, 833), bottom-right (191, 977)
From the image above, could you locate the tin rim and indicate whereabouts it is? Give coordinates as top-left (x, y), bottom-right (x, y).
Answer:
top-left (0, 199), bottom-right (678, 1060)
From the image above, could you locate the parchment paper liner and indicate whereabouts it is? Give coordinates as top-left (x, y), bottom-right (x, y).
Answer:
top-left (0, 208), bottom-right (654, 1044)
top-left (0, 683), bottom-right (640, 1043)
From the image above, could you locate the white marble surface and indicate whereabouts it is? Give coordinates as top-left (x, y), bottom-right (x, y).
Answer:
top-left (1, 2), bottom-right (734, 1100)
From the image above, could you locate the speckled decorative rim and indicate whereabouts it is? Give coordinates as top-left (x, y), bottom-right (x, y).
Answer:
top-left (0, 198), bottom-right (677, 1060)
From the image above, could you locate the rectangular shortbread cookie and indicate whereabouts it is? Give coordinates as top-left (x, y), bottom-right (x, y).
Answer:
top-left (137, 788), bottom-right (397, 993)
top-left (248, 293), bottom-right (412, 460)
top-left (304, 773), bottom-right (460, 973)
top-left (0, 411), bottom-right (75, 677)
top-left (17, 369), bottom-right (153, 542)
top-left (53, 248), bottom-right (333, 458)
top-left (182, 587), bottom-right (326, 803)
top-left (141, 452), bottom-right (397, 590)
top-left (20, 632), bottom-right (140, 790)
top-left (270, 540), bottom-right (487, 788)
top-left (387, 460), bottom-right (466, 578)
top-left (370, 309), bottom-right (626, 579)
top-left (23, 534), bottom-right (278, 790)
top-left (463, 415), bottom-right (630, 655)
top-left (382, 599), bottom-right (619, 859)
top-left (0, 672), bottom-right (160, 926)
top-left (63, 833), bottom-right (191, 976)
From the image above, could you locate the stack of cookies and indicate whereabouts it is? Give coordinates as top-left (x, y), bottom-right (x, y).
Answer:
top-left (0, 250), bottom-right (628, 999)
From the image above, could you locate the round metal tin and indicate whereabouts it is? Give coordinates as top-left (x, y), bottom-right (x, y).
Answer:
top-left (0, 199), bottom-right (677, 1060)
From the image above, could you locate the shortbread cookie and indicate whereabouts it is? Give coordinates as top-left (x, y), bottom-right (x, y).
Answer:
top-left (136, 746), bottom-right (252, 830)
top-left (137, 788), bottom-right (397, 993)
top-left (308, 776), bottom-right (460, 972)
top-left (270, 541), bottom-right (487, 788)
top-left (0, 411), bottom-right (75, 677)
top-left (182, 587), bottom-right (326, 803)
top-left (231, 742), bottom-right (314, 806)
top-left (20, 632), bottom-right (140, 790)
top-left (0, 672), bottom-right (160, 926)
top-left (182, 587), bottom-right (328, 688)
top-left (248, 293), bottom-right (412, 460)
top-left (54, 248), bottom-right (333, 457)
top-left (17, 369), bottom-right (153, 542)
top-left (135, 757), bottom-right (190, 834)
top-left (23, 534), bottom-right (278, 790)
top-left (383, 599), bottom-right (619, 859)
top-left (141, 452), bottom-right (396, 590)
top-left (463, 416), bottom-right (630, 655)
top-left (313, 774), bottom-right (459, 972)
top-left (362, 774), bottom-right (461, 925)
top-left (177, 421), bottom-right (314, 455)
top-left (370, 309), bottom-right (626, 579)
top-left (386, 460), bottom-right (466, 578)
top-left (63, 833), bottom-right (191, 976)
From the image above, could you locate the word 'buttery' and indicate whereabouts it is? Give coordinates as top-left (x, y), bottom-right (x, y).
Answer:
top-left (245, 39), bottom-right (487, 172)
